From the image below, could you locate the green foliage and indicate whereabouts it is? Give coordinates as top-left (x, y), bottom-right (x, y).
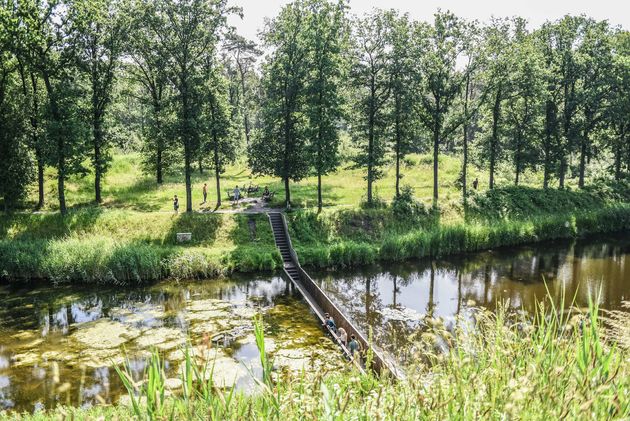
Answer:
top-left (249, 0), bottom-right (311, 207)
top-left (391, 185), bottom-right (427, 219)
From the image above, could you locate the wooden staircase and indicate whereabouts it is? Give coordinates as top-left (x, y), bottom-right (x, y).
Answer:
top-left (267, 211), bottom-right (404, 380)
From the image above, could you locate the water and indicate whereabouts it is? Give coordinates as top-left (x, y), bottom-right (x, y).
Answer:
top-left (0, 275), bottom-right (342, 413)
top-left (2, 233), bottom-right (629, 413)
top-left (312, 232), bottom-right (630, 365)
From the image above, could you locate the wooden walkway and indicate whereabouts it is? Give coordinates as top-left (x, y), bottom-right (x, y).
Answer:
top-left (267, 212), bottom-right (404, 380)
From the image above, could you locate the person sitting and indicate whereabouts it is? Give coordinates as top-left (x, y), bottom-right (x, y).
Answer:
top-left (262, 186), bottom-right (270, 200)
top-left (323, 313), bottom-right (337, 333)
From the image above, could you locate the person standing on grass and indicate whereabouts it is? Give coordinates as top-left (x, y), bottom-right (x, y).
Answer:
top-left (473, 177), bottom-right (479, 190)
top-left (233, 185), bottom-right (241, 205)
top-left (173, 195), bottom-right (179, 214)
top-left (337, 327), bottom-right (348, 347)
top-left (202, 183), bottom-right (208, 204)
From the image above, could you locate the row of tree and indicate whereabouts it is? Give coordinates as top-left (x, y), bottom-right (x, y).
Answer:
top-left (255, 2), bottom-right (630, 209)
top-left (0, 0), bottom-right (628, 213)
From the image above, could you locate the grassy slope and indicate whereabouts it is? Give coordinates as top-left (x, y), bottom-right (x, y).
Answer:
top-left (1, 151), bottom-right (629, 283)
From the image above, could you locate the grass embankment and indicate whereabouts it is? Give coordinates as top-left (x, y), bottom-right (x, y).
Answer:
top-left (4, 297), bottom-right (629, 420)
top-left (2, 151), bottom-right (630, 284)
top-left (289, 184), bottom-right (630, 269)
top-left (0, 210), bottom-right (280, 284)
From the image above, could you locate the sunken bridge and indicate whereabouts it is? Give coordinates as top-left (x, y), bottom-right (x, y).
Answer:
top-left (267, 212), bottom-right (404, 380)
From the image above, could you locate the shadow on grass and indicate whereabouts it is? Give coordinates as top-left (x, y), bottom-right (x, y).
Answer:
top-left (0, 207), bottom-right (105, 241)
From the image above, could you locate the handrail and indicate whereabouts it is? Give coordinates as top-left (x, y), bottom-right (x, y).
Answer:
top-left (268, 212), bottom-right (404, 380)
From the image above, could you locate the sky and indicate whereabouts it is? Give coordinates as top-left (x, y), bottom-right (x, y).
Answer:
top-left (227, 0), bottom-right (628, 42)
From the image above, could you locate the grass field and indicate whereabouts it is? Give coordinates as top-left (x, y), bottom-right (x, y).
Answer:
top-left (24, 150), bottom-right (547, 214)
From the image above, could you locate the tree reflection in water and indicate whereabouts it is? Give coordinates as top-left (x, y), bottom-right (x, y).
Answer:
top-left (313, 232), bottom-right (630, 367)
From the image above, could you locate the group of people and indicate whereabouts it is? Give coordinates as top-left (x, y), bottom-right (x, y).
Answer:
top-left (323, 312), bottom-right (361, 360)
top-left (172, 184), bottom-right (274, 213)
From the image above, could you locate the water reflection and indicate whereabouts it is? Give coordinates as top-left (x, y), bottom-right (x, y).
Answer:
top-left (0, 275), bottom-right (339, 413)
top-left (314, 232), bottom-right (630, 364)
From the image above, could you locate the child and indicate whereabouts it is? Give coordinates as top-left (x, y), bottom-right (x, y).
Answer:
top-left (173, 195), bottom-right (179, 214)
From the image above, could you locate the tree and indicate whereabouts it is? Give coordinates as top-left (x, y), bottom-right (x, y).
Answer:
top-left (202, 62), bottom-right (236, 208)
top-left (385, 11), bottom-right (418, 198)
top-left (350, 10), bottom-right (391, 206)
top-left (250, 1), bottom-right (310, 208)
top-left (607, 31), bottom-right (630, 180)
top-left (224, 33), bottom-right (261, 148)
top-left (417, 11), bottom-right (469, 202)
top-left (127, 0), bottom-right (172, 184)
top-left (149, 0), bottom-right (233, 212)
top-left (539, 17), bottom-right (586, 189)
top-left (576, 20), bottom-right (614, 188)
top-left (504, 28), bottom-right (545, 186)
top-left (479, 18), bottom-right (514, 190)
top-left (17, 0), bottom-right (89, 214)
top-left (71, 0), bottom-right (127, 203)
top-left (304, 0), bottom-right (347, 211)
top-left (0, 14), bottom-right (33, 210)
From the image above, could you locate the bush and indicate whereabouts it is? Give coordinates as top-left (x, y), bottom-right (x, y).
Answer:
top-left (391, 185), bottom-right (427, 219)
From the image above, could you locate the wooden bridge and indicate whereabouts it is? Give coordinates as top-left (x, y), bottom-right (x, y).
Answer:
top-left (267, 212), bottom-right (404, 380)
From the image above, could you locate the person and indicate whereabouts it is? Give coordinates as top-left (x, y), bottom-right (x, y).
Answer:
top-left (337, 327), bottom-right (348, 347)
top-left (173, 195), bottom-right (179, 214)
top-left (233, 185), bottom-right (240, 205)
top-left (348, 334), bottom-right (360, 358)
top-left (262, 186), bottom-right (270, 200)
top-left (472, 177), bottom-right (479, 190)
top-left (202, 183), bottom-right (207, 204)
top-left (323, 313), bottom-right (337, 333)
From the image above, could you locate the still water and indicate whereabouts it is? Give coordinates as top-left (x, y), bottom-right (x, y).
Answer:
top-left (313, 232), bottom-right (630, 364)
top-left (0, 275), bottom-right (342, 413)
top-left (1, 232), bottom-right (629, 413)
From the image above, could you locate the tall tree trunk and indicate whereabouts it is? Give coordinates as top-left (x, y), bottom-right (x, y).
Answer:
top-left (317, 173), bottom-right (322, 213)
top-left (558, 157), bottom-right (567, 189)
top-left (284, 177), bottom-right (290, 209)
top-left (93, 115), bottom-right (103, 204)
top-left (198, 157), bottom-right (203, 174)
top-left (432, 95), bottom-right (441, 203)
top-left (237, 61), bottom-right (251, 147)
top-left (614, 139), bottom-right (622, 182)
top-left (515, 130), bottom-right (522, 186)
top-left (184, 146), bottom-right (192, 212)
top-left (578, 133), bottom-right (587, 188)
top-left (36, 150), bottom-right (44, 209)
top-left (543, 99), bottom-right (555, 189)
top-left (462, 73), bottom-right (470, 201)
top-left (42, 71), bottom-right (66, 214)
top-left (367, 88), bottom-right (375, 205)
top-left (489, 87), bottom-right (501, 190)
top-left (152, 95), bottom-right (164, 184)
top-left (395, 95), bottom-right (402, 198)
top-left (18, 63), bottom-right (45, 208)
top-left (214, 161), bottom-right (221, 208)
top-left (156, 146), bottom-right (163, 185)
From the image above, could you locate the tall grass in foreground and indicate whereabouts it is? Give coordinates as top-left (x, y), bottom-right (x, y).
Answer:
top-left (11, 297), bottom-right (625, 421)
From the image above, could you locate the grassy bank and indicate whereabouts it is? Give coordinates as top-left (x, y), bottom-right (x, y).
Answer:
top-left (2, 182), bottom-right (630, 283)
top-left (1, 149), bottom-right (629, 283)
top-left (4, 297), bottom-right (629, 420)
top-left (289, 183), bottom-right (630, 269)
top-left (0, 210), bottom-right (281, 284)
